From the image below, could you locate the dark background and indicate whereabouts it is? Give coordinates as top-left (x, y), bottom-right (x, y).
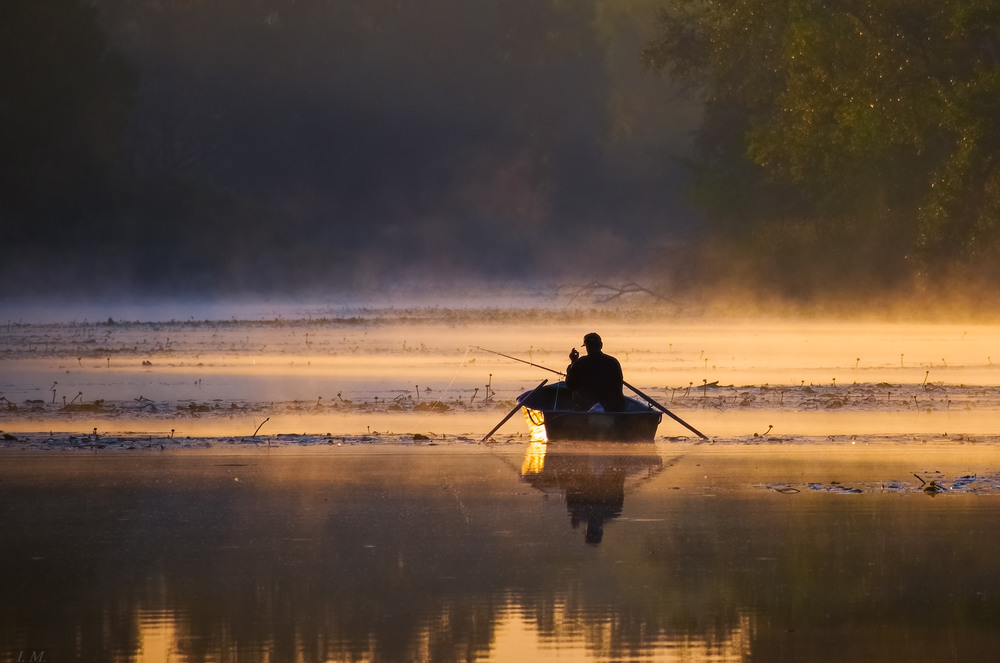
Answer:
top-left (1, 0), bottom-right (698, 298)
top-left (5, 0), bottom-right (999, 311)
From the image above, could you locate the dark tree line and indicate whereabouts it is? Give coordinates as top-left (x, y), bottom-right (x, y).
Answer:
top-left (643, 0), bottom-right (1000, 299)
top-left (0, 0), bottom-right (136, 239)
top-left (12, 0), bottom-right (998, 304)
top-left (1, 0), bottom-right (694, 297)
top-left (0, 0), bottom-right (268, 293)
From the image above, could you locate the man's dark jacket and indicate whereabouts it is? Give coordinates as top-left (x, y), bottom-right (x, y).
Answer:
top-left (566, 351), bottom-right (626, 412)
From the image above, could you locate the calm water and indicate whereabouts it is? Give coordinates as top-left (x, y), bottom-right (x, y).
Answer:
top-left (3, 443), bottom-right (1000, 662)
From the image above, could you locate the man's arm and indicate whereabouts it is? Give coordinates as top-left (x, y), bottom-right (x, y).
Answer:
top-left (566, 348), bottom-right (580, 389)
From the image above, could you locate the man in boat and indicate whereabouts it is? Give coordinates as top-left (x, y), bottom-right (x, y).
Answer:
top-left (566, 333), bottom-right (626, 412)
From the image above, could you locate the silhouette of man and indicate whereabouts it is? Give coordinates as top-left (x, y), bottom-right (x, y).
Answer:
top-left (566, 333), bottom-right (626, 412)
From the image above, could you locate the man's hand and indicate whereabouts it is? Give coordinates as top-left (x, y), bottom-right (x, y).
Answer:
top-left (568, 347), bottom-right (579, 363)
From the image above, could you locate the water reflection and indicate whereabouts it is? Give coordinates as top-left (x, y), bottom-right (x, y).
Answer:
top-left (4, 448), bottom-right (1000, 662)
top-left (519, 441), bottom-right (664, 544)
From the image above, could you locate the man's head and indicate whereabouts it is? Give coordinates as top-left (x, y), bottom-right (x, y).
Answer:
top-left (583, 333), bottom-right (603, 352)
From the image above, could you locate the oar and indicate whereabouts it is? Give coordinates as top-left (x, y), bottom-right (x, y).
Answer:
top-left (623, 381), bottom-right (708, 440)
top-left (481, 379), bottom-right (547, 442)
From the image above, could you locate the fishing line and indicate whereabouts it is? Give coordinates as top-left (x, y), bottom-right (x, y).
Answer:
top-left (410, 345), bottom-right (475, 426)
top-left (431, 344), bottom-right (474, 407)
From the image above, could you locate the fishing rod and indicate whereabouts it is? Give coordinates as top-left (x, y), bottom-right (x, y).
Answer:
top-left (473, 346), bottom-right (709, 440)
top-left (472, 346), bottom-right (565, 377)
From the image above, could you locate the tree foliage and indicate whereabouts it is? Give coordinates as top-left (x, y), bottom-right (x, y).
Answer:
top-left (644, 0), bottom-right (1000, 293)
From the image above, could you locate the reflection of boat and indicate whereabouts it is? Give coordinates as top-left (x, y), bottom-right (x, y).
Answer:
top-left (520, 441), bottom-right (664, 545)
top-left (517, 381), bottom-right (661, 442)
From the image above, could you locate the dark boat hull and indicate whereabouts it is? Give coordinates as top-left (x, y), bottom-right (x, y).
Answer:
top-left (518, 382), bottom-right (661, 442)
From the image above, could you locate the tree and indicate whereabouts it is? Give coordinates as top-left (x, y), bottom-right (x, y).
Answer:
top-left (643, 0), bottom-right (1000, 296)
top-left (0, 0), bottom-right (136, 229)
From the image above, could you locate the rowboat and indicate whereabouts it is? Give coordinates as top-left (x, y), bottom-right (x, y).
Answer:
top-left (517, 381), bottom-right (661, 442)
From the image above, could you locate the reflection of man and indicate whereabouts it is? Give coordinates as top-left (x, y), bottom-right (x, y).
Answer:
top-left (566, 333), bottom-right (626, 412)
top-left (566, 468), bottom-right (625, 545)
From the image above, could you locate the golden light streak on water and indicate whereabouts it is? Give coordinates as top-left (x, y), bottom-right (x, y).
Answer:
top-left (482, 602), bottom-right (751, 662)
top-left (136, 610), bottom-right (180, 663)
top-left (520, 440), bottom-right (547, 475)
top-left (5, 405), bottom-right (998, 441)
top-left (125, 601), bottom-right (751, 662)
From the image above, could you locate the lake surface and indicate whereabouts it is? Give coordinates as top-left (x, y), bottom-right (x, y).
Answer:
top-left (4, 309), bottom-right (1000, 440)
top-left (3, 442), bottom-right (1000, 662)
top-left (4, 306), bottom-right (1000, 661)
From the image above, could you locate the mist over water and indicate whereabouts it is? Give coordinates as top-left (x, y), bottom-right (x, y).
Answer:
top-left (4, 293), bottom-right (1000, 442)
